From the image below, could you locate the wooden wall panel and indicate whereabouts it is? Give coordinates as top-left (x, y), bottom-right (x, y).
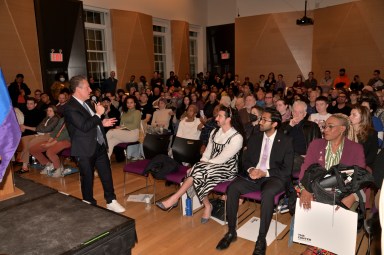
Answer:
top-left (236, 0), bottom-right (384, 86)
top-left (0, 0), bottom-right (42, 90)
top-left (235, 14), bottom-right (310, 86)
top-left (312, 0), bottom-right (384, 83)
top-left (110, 10), bottom-right (154, 89)
top-left (171, 20), bottom-right (190, 78)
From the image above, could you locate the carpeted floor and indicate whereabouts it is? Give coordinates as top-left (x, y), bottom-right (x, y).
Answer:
top-left (0, 176), bottom-right (136, 255)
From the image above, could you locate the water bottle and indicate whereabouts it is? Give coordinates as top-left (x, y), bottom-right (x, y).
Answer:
top-left (185, 196), bottom-right (192, 216)
top-left (144, 194), bottom-right (151, 204)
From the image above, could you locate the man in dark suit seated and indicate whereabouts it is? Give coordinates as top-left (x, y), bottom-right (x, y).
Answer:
top-left (64, 75), bottom-right (125, 213)
top-left (216, 107), bottom-right (294, 255)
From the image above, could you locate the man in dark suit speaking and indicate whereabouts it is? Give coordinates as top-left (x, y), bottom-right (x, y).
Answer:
top-left (216, 107), bottom-right (294, 255)
top-left (64, 75), bottom-right (125, 213)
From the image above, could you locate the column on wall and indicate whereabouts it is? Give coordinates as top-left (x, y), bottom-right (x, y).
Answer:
top-left (0, 0), bottom-right (42, 90)
top-left (171, 20), bottom-right (190, 79)
top-left (110, 10), bottom-right (154, 90)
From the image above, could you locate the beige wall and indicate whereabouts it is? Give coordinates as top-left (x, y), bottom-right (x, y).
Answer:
top-left (236, 0), bottom-right (384, 85)
top-left (171, 20), bottom-right (190, 79)
top-left (235, 12), bottom-right (313, 86)
top-left (110, 10), bottom-right (154, 90)
top-left (0, 0), bottom-right (42, 91)
top-left (208, 0), bottom-right (360, 26)
top-left (312, 0), bottom-right (384, 83)
top-left (83, 0), bottom-right (207, 26)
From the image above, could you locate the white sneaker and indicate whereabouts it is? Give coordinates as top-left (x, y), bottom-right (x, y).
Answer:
top-left (107, 200), bottom-right (126, 213)
top-left (40, 163), bottom-right (54, 175)
top-left (51, 167), bottom-right (63, 178)
top-left (62, 168), bottom-right (72, 176)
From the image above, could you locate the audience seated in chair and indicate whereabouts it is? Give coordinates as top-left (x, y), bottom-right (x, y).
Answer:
top-left (30, 117), bottom-right (71, 177)
top-left (106, 96), bottom-right (141, 159)
top-left (216, 107), bottom-right (294, 255)
top-left (18, 105), bottom-right (60, 173)
top-left (151, 98), bottom-right (173, 130)
top-left (156, 106), bottom-right (244, 224)
top-left (176, 104), bottom-right (201, 140)
top-left (20, 97), bottom-right (45, 137)
top-left (298, 114), bottom-right (366, 255)
top-left (280, 100), bottom-right (322, 177)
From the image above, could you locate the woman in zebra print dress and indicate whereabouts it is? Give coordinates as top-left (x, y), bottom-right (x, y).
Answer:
top-left (156, 105), bottom-right (244, 223)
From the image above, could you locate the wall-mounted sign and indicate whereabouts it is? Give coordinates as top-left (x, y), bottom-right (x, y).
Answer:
top-left (220, 51), bottom-right (230, 60)
top-left (50, 49), bottom-right (63, 62)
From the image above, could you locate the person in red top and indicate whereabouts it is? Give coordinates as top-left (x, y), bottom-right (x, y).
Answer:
top-left (333, 68), bottom-right (351, 89)
top-left (7, 73), bottom-right (31, 112)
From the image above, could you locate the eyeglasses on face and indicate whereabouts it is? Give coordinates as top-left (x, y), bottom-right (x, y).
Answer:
top-left (323, 124), bottom-right (343, 130)
top-left (260, 117), bottom-right (273, 123)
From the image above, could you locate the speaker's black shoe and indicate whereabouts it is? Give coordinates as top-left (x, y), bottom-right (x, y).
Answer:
top-left (216, 232), bottom-right (237, 250)
top-left (253, 238), bottom-right (267, 255)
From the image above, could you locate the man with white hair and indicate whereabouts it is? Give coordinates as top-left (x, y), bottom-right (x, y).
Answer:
top-left (280, 101), bottom-right (321, 213)
top-left (281, 101), bottom-right (321, 163)
top-left (239, 94), bottom-right (256, 126)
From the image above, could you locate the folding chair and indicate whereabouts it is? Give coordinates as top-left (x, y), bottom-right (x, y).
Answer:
top-left (115, 141), bottom-right (140, 164)
top-left (123, 133), bottom-right (172, 198)
top-left (210, 180), bottom-right (233, 222)
top-left (162, 137), bottom-right (202, 210)
top-left (239, 190), bottom-right (286, 240)
top-left (164, 137), bottom-right (202, 186)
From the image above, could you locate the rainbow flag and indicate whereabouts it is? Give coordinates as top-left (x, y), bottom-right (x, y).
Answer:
top-left (0, 68), bottom-right (21, 182)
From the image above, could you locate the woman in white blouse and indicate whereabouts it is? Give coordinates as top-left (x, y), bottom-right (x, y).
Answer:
top-left (151, 98), bottom-right (172, 129)
top-left (176, 104), bottom-right (202, 140)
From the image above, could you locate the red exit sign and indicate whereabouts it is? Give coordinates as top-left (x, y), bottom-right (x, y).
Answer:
top-left (50, 53), bottom-right (63, 62)
top-left (221, 52), bottom-right (230, 60)
top-left (50, 50), bottom-right (63, 62)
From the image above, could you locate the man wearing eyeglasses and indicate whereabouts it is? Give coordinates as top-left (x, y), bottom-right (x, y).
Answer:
top-left (216, 107), bottom-right (294, 255)
top-left (328, 91), bottom-right (351, 116)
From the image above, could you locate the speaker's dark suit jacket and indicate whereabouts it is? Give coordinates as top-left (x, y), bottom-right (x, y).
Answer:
top-left (64, 97), bottom-right (108, 157)
top-left (64, 96), bottom-right (116, 204)
top-left (243, 131), bottom-right (294, 183)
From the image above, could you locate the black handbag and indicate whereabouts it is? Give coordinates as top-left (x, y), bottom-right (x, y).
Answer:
top-left (143, 154), bottom-right (180, 180)
top-left (302, 163), bottom-right (375, 208)
top-left (209, 198), bottom-right (225, 221)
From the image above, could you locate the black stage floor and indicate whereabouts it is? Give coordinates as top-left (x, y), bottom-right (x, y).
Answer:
top-left (0, 176), bottom-right (136, 255)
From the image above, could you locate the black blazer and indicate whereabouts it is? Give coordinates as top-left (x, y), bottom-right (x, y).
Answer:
top-left (63, 97), bottom-right (108, 157)
top-left (242, 131), bottom-right (294, 182)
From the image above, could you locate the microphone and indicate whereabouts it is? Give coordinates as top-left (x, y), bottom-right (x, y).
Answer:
top-left (91, 95), bottom-right (98, 104)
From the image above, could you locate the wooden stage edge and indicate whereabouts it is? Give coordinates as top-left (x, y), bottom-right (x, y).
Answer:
top-left (0, 165), bottom-right (25, 201)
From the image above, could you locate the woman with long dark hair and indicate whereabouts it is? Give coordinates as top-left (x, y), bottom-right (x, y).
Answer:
top-left (106, 96), bottom-right (141, 159)
top-left (156, 106), bottom-right (244, 224)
